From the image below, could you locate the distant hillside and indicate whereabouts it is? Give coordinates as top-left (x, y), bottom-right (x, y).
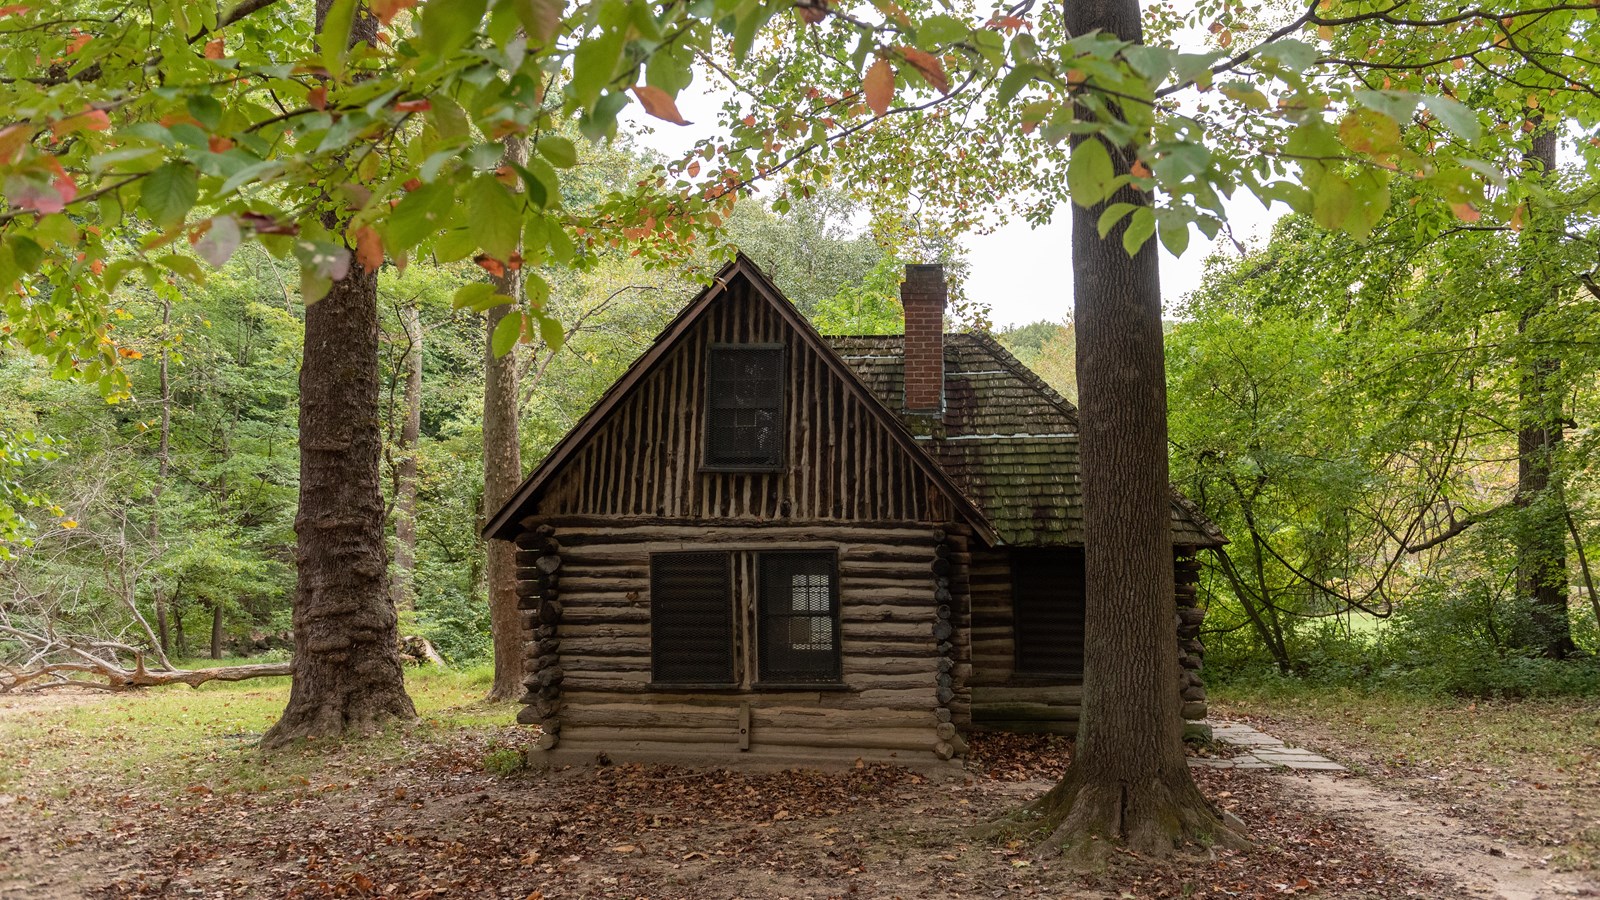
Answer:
top-left (996, 320), bottom-right (1076, 403)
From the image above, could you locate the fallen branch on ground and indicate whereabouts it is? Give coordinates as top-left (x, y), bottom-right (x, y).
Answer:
top-left (0, 623), bottom-right (290, 692)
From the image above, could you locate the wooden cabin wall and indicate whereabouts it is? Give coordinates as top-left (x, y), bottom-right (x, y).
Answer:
top-left (516, 521), bottom-right (957, 762)
top-left (531, 279), bottom-right (948, 524)
top-left (964, 548), bottom-right (1206, 735)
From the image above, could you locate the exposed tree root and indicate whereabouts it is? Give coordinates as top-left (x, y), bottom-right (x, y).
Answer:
top-left (979, 765), bottom-right (1248, 866)
top-left (259, 679), bottom-right (416, 749)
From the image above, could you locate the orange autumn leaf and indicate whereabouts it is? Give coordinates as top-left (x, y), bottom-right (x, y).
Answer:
top-left (354, 226), bottom-right (384, 270)
top-left (0, 123), bottom-right (31, 164)
top-left (51, 109), bottom-right (110, 137)
top-left (899, 47), bottom-right (949, 94)
top-left (1131, 159), bottom-right (1151, 178)
top-left (370, 0), bottom-right (417, 25)
top-left (208, 135), bottom-right (235, 153)
top-left (631, 85), bottom-right (690, 125)
top-left (1451, 202), bottom-right (1481, 223)
top-left (204, 37), bottom-right (225, 59)
top-left (308, 86), bottom-right (328, 111)
top-left (863, 58), bottom-right (895, 117)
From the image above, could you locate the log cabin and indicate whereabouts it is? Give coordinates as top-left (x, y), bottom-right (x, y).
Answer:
top-left (484, 253), bottom-right (1226, 767)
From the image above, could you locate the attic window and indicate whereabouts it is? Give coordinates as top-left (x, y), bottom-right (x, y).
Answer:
top-left (1012, 549), bottom-right (1086, 676)
top-left (757, 552), bottom-right (840, 683)
top-left (705, 344), bottom-right (785, 471)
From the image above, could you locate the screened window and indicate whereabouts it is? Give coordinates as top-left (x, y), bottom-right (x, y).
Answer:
top-left (650, 552), bottom-right (735, 684)
top-left (1012, 549), bottom-right (1087, 676)
top-left (758, 552), bottom-right (840, 682)
top-left (705, 345), bottom-right (785, 470)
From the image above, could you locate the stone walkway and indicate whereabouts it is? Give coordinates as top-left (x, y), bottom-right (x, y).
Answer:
top-left (1189, 721), bottom-right (1347, 772)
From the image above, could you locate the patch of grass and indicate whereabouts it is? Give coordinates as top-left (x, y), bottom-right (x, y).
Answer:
top-left (0, 666), bottom-right (516, 799)
top-left (1212, 681), bottom-right (1600, 868)
top-left (1213, 682), bottom-right (1600, 771)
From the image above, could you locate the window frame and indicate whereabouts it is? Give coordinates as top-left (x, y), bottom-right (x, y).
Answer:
top-left (754, 550), bottom-right (843, 686)
top-left (701, 342), bottom-right (788, 473)
top-left (648, 550), bottom-right (738, 688)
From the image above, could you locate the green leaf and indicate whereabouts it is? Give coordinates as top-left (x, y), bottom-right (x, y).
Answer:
top-left (1157, 211), bottom-right (1190, 256)
top-left (1097, 203), bottom-right (1138, 238)
top-left (383, 180), bottom-right (455, 253)
top-left (536, 135), bottom-right (577, 168)
top-left (569, 30), bottom-right (625, 110)
top-left (467, 176), bottom-right (522, 260)
top-left (1121, 205), bottom-right (1156, 255)
top-left (917, 15), bottom-right (968, 48)
top-left (1311, 172), bottom-right (1354, 231)
top-left (538, 313), bottom-right (563, 351)
top-left (453, 282), bottom-right (511, 311)
top-left (187, 95), bottom-right (223, 131)
top-left (7, 236), bottom-right (43, 273)
top-left (138, 162), bottom-right (199, 228)
top-left (1421, 95), bottom-right (1481, 141)
top-left (998, 64), bottom-right (1045, 106)
top-left (319, 0), bottom-right (358, 78)
top-left (434, 227), bottom-right (479, 263)
top-left (1257, 38), bottom-right (1316, 72)
top-left (491, 309), bottom-right (523, 356)
top-left (511, 0), bottom-right (564, 46)
top-left (1353, 90), bottom-right (1420, 127)
top-left (1068, 139), bottom-right (1115, 208)
top-left (424, 0), bottom-right (489, 58)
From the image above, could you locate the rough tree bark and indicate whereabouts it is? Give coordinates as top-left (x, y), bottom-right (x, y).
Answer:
top-left (260, 0), bottom-right (417, 748)
top-left (151, 294), bottom-right (173, 655)
top-left (390, 301), bottom-right (423, 612)
top-left (484, 137), bottom-right (528, 703)
top-left (209, 602), bottom-right (224, 660)
top-left (1003, 0), bottom-right (1242, 859)
top-left (1515, 127), bottom-right (1572, 658)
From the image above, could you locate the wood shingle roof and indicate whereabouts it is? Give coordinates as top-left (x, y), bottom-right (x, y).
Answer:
top-left (827, 333), bottom-right (1226, 548)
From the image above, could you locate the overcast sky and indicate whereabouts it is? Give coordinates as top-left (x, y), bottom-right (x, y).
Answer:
top-left (618, 67), bottom-right (1287, 328)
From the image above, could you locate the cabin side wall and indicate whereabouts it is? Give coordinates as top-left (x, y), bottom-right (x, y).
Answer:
top-left (961, 547), bottom-right (1209, 735)
top-left (516, 521), bottom-right (966, 763)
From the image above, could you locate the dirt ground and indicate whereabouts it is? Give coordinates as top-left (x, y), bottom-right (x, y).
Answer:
top-left (0, 692), bottom-right (1596, 900)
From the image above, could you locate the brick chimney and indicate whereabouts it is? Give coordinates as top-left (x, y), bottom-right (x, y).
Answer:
top-left (901, 263), bottom-right (946, 414)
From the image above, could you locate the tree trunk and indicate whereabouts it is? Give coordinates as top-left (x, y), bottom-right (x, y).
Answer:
top-left (152, 295), bottom-right (172, 654)
top-left (1010, 0), bottom-right (1240, 858)
top-left (173, 607), bottom-right (187, 660)
top-left (484, 138), bottom-right (529, 703)
top-left (210, 602), bottom-right (224, 660)
top-left (1514, 127), bottom-right (1571, 659)
top-left (261, 0), bottom-right (417, 749)
top-left (391, 301), bottom-right (423, 612)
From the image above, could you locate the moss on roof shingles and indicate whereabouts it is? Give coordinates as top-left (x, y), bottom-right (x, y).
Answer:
top-left (826, 333), bottom-right (1225, 548)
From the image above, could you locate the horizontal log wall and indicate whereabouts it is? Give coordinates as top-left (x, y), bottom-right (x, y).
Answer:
top-left (964, 547), bottom-right (1210, 734)
top-left (531, 279), bottom-right (948, 525)
top-left (517, 521), bottom-right (949, 760)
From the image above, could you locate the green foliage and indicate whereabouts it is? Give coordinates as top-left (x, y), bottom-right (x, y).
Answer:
top-left (1177, 192), bottom-right (1600, 693)
top-left (481, 744), bottom-right (528, 776)
top-left (996, 320), bottom-right (1077, 401)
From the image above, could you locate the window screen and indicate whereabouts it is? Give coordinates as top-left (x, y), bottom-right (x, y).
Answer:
top-left (705, 345), bottom-right (785, 469)
top-left (650, 552), bottom-right (735, 684)
top-left (758, 552), bottom-right (840, 682)
top-left (1012, 549), bottom-right (1087, 675)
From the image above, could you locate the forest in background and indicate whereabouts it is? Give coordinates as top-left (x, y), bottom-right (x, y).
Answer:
top-left (4, 141), bottom-right (1595, 698)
